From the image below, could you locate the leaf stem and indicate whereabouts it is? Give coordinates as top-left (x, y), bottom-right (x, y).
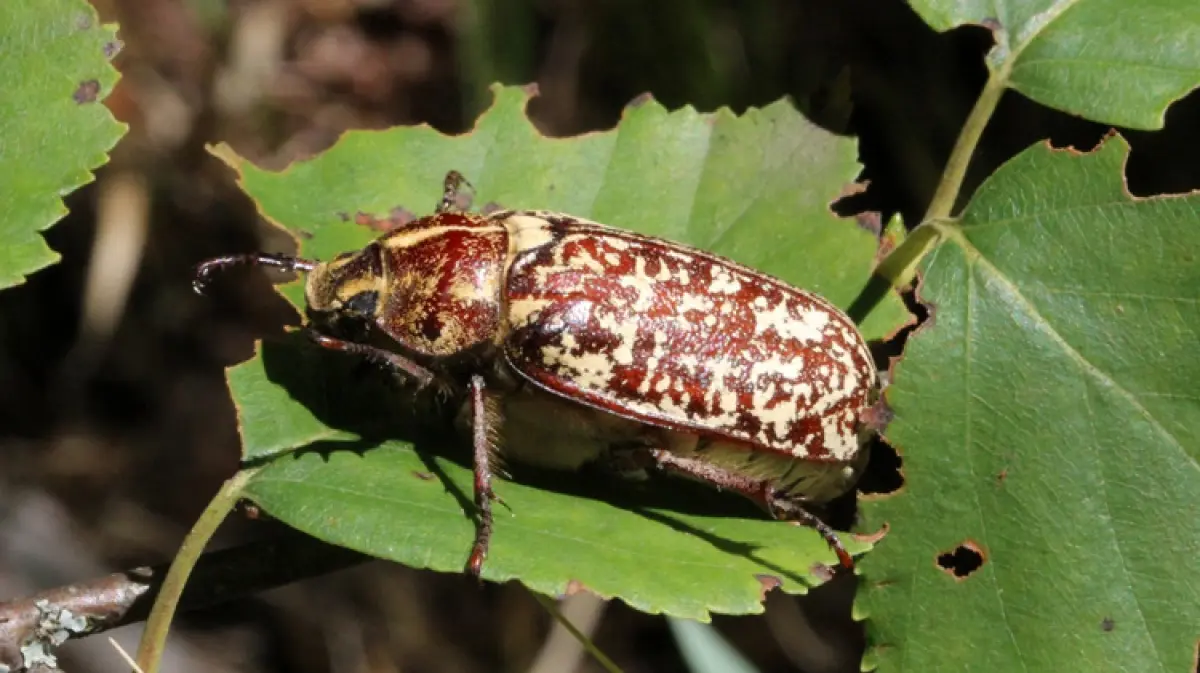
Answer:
top-left (533, 592), bottom-right (625, 673)
top-left (134, 467), bottom-right (258, 673)
top-left (869, 66), bottom-right (1010, 293)
top-left (923, 68), bottom-right (1009, 222)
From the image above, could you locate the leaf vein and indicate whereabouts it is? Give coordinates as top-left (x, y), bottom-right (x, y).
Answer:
top-left (1081, 385), bottom-right (1167, 672)
top-left (967, 256), bottom-right (1030, 672)
top-left (950, 230), bottom-right (1197, 475)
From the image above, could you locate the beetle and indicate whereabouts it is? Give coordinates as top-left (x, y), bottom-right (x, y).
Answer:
top-left (195, 171), bottom-right (881, 576)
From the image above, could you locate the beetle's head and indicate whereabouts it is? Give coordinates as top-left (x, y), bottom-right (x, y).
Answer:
top-left (193, 245), bottom-right (386, 329)
top-left (302, 243), bottom-right (386, 325)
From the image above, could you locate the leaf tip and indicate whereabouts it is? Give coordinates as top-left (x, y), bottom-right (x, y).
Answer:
top-left (207, 142), bottom-right (245, 174)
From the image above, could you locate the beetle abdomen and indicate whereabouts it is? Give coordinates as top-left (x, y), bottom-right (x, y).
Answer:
top-left (502, 216), bottom-right (875, 462)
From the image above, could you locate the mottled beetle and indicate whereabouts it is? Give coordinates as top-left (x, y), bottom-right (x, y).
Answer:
top-left (196, 172), bottom-right (881, 576)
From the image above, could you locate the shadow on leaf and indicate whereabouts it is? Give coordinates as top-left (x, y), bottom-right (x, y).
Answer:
top-left (248, 331), bottom-right (842, 584)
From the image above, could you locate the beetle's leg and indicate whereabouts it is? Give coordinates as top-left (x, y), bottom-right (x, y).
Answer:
top-left (302, 328), bottom-right (435, 388)
top-left (438, 171), bottom-right (475, 214)
top-left (465, 374), bottom-right (502, 579)
top-left (643, 449), bottom-right (854, 570)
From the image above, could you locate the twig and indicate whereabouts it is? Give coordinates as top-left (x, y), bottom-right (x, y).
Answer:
top-left (527, 592), bottom-right (608, 673)
top-left (532, 592), bottom-right (624, 673)
top-left (0, 532), bottom-right (368, 671)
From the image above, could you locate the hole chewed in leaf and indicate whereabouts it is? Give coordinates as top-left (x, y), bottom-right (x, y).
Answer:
top-left (856, 434), bottom-right (903, 498)
top-left (936, 541), bottom-right (985, 580)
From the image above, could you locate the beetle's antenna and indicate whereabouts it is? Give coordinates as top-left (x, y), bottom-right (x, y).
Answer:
top-left (438, 170), bottom-right (475, 213)
top-left (193, 253), bottom-right (319, 295)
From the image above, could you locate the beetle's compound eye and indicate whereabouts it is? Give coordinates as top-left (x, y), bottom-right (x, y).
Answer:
top-left (307, 243), bottom-right (385, 314)
top-left (344, 290), bottom-right (379, 317)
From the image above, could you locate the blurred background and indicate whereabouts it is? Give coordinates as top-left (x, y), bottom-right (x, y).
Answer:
top-left (0, 1), bottom-right (1195, 671)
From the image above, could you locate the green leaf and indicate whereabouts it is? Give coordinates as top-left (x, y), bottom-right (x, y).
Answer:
top-left (0, 0), bottom-right (126, 289)
top-left (910, 0), bottom-right (1200, 129)
top-left (859, 136), bottom-right (1200, 671)
top-left (219, 85), bottom-right (909, 619)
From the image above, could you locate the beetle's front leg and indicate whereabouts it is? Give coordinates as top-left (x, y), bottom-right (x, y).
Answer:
top-left (642, 449), bottom-right (854, 570)
top-left (303, 328), bottom-right (434, 388)
top-left (465, 374), bottom-right (503, 579)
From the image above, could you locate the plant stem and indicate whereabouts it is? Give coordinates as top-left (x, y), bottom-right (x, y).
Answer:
top-left (533, 592), bottom-right (624, 673)
top-left (863, 221), bottom-right (945, 296)
top-left (134, 467), bottom-right (258, 673)
top-left (870, 66), bottom-right (1010, 293)
top-left (923, 68), bottom-right (1009, 222)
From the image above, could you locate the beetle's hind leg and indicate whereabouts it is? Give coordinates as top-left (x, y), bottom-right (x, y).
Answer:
top-left (465, 375), bottom-right (505, 580)
top-left (641, 449), bottom-right (854, 570)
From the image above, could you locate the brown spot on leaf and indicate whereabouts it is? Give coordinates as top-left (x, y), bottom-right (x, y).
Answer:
top-left (855, 211), bottom-right (883, 236)
top-left (936, 541), bottom-right (985, 580)
top-left (411, 470), bottom-right (434, 481)
top-left (754, 574), bottom-right (781, 599)
top-left (337, 212), bottom-right (351, 222)
top-left (1100, 617), bottom-right (1115, 632)
top-left (625, 92), bottom-right (654, 110)
top-left (481, 201), bottom-right (506, 216)
top-left (389, 207), bottom-right (417, 227)
top-left (810, 563), bottom-right (836, 583)
top-left (520, 82), bottom-right (541, 98)
top-left (104, 40), bottom-right (123, 59)
top-left (296, 229), bottom-right (314, 240)
top-left (74, 79), bottom-right (101, 104)
top-left (839, 181), bottom-right (868, 200)
top-left (564, 579), bottom-right (588, 596)
top-left (860, 398), bottom-right (894, 434)
top-left (76, 12), bottom-right (93, 29)
top-left (996, 468), bottom-right (1008, 485)
top-left (852, 522), bottom-right (890, 546)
